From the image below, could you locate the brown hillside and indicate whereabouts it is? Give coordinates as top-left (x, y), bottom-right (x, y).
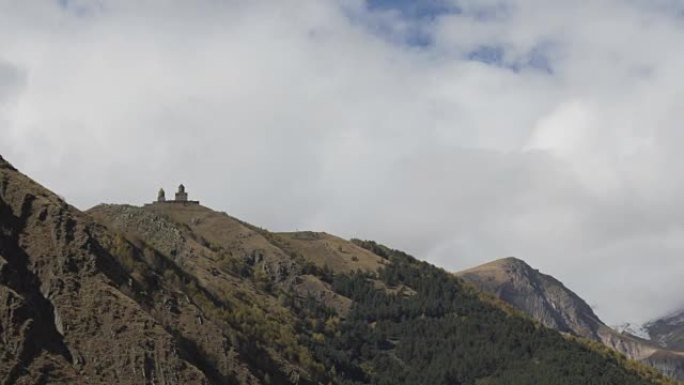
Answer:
top-left (1, 153), bottom-right (677, 385)
top-left (0, 156), bottom-right (210, 384)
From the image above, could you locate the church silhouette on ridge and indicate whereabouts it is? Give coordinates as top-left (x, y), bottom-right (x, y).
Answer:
top-left (154, 184), bottom-right (199, 205)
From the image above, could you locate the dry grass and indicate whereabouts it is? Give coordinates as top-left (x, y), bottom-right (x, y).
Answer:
top-left (274, 231), bottom-right (386, 274)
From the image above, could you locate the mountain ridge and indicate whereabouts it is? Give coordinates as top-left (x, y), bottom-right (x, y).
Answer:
top-left (457, 256), bottom-right (603, 339)
top-left (0, 153), bottom-right (678, 385)
top-left (457, 257), bottom-right (684, 380)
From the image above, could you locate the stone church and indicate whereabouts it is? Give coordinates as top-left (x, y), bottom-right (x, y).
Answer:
top-left (154, 184), bottom-right (199, 205)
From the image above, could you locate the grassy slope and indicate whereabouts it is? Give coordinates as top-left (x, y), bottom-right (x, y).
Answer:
top-left (89, 201), bottom-right (679, 385)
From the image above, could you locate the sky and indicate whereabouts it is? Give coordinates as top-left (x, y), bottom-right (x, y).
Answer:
top-left (2, 0), bottom-right (684, 325)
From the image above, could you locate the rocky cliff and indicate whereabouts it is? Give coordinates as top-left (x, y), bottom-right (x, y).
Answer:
top-left (457, 257), bottom-right (603, 339)
top-left (0, 155), bottom-right (211, 384)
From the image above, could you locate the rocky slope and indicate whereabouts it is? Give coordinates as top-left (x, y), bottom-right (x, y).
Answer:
top-left (646, 311), bottom-right (684, 351)
top-left (457, 257), bottom-right (684, 380)
top-left (0, 153), bottom-right (678, 385)
top-left (457, 257), bottom-right (603, 339)
top-left (0, 156), bottom-right (210, 384)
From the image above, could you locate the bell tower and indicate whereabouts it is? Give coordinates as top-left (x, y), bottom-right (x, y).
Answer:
top-left (175, 184), bottom-right (188, 201)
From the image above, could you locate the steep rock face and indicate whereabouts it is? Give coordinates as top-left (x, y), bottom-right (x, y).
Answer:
top-left (457, 257), bottom-right (684, 381)
top-left (457, 257), bottom-right (603, 339)
top-left (0, 157), bottom-right (209, 384)
top-left (645, 351), bottom-right (684, 380)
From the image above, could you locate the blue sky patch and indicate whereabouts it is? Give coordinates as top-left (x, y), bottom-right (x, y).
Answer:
top-left (355, 0), bottom-right (461, 47)
top-left (366, 0), bottom-right (461, 20)
top-left (525, 44), bottom-right (554, 74)
top-left (466, 43), bottom-right (555, 74)
top-left (347, 1), bottom-right (555, 74)
top-left (468, 45), bottom-right (505, 66)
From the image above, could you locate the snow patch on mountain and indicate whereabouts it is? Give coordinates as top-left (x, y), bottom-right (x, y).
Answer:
top-left (613, 322), bottom-right (651, 340)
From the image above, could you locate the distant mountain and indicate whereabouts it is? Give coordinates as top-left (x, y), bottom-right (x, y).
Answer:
top-left (457, 257), bottom-right (604, 339)
top-left (0, 153), bottom-right (676, 385)
top-left (646, 310), bottom-right (684, 351)
top-left (615, 323), bottom-right (651, 341)
top-left (457, 257), bottom-right (684, 380)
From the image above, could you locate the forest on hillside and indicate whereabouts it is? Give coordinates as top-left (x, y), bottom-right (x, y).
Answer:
top-left (288, 241), bottom-right (671, 385)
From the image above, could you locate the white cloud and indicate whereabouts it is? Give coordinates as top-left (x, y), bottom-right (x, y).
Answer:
top-left (2, 0), bottom-right (684, 324)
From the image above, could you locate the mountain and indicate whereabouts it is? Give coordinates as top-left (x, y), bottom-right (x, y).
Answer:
top-left (457, 257), bottom-right (604, 340)
top-left (457, 257), bottom-right (684, 380)
top-left (646, 311), bottom-right (684, 351)
top-left (0, 153), bottom-right (677, 385)
top-left (615, 323), bottom-right (651, 341)
top-left (0, 157), bottom-right (219, 384)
